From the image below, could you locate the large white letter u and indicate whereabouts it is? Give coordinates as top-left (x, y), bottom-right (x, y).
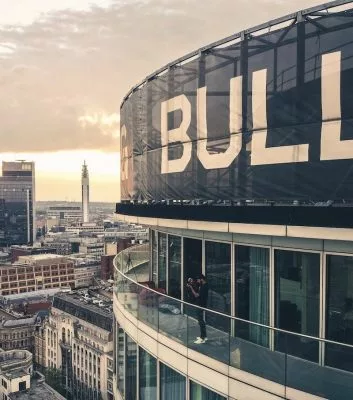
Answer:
top-left (197, 76), bottom-right (243, 169)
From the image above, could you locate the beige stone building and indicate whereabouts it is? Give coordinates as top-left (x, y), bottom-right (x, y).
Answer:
top-left (0, 254), bottom-right (75, 296)
top-left (40, 294), bottom-right (113, 400)
top-left (0, 350), bottom-right (32, 399)
top-left (0, 315), bottom-right (41, 352)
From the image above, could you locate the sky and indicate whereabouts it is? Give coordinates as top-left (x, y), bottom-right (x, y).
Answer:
top-left (0, 0), bottom-right (326, 202)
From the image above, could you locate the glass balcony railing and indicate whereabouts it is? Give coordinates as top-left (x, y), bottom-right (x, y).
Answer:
top-left (114, 245), bottom-right (353, 400)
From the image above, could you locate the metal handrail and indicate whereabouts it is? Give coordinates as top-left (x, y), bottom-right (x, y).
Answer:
top-left (114, 246), bottom-right (353, 350)
top-left (120, 0), bottom-right (353, 108)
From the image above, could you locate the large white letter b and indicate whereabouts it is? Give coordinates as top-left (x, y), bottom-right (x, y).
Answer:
top-left (161, 95), bottom-right (192, 174)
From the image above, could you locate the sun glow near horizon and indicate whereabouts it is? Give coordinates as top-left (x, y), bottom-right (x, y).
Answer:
top-left (0, 150), bottom-right (120, 202)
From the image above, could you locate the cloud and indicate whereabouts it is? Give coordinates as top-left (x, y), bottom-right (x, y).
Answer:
top-left (0, 0), bottom-right (325, 153)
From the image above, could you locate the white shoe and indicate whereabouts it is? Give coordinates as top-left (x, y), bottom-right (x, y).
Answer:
top-left (194, 337), bottom-right (207, 344)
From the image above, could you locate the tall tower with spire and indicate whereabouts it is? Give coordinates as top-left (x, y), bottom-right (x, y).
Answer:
top-left (81, 161), bottom-right (89, 223)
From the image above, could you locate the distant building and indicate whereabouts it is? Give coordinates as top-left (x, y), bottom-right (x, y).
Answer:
top-left (0, 161), bottom-right (36, 246)
top-left (8, 372), bottom-right (65, 400)
top-left (0, 254), bottom-right (75, 296)
top-left (101, 238), bottom-right (134, 280)
top-left (66, 223), bottom-right (104, 236)
top-left (0, 199), bottom-right (5, 243)
top-left (100, 256), bottom-right (115, 281)
top-left (41, 294), bottom-right (113, 400)
top-left (73, 265), bottom-right (99, 288)
top-left (0, 349), bottom-right (32, 398)
top-left (46, 206), bottom-right (82, 227)
top-left (0, 314), bottom-right (43, 352)
top-left (78, 242), bottom-right (104, 261)
top-left (33, 325), bottom-right (46, 370)
top-left (81, 162), bottom-right (89, 224)
top-left (103, 225), bottom-right (148, 242)
top-left (10, 245), bottom-right (56, 264)
top-left (42, 234), bottom-right (76, 255)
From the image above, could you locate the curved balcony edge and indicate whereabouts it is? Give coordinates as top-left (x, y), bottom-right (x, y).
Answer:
top-left (113, 245), bottom-right (353, 400)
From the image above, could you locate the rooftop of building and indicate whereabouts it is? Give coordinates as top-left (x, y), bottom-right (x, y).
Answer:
top-left (1, 315), bottom-right (39, 328)
top-left (48, 206), bottom-right (81, 210)
top-left (0, 288), bottom-right (61, 302)
top-left (17, 254), bottom-right (65, 261)
top-left (52, 293), bottom-right (112, 332)
top-left (9, 375), bottom-right (65, 400)
top-left (0, 350), bottom-right (32, 370)
top-left (3, 370), bottom-right (28, 380)
top-left (0, 308), bottom-right (15, 321)
top-left (10, 245), bottom-right (53, 251)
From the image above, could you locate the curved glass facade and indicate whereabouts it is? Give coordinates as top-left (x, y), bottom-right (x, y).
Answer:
top-left (114, 322), bottom-right (224, 400)
top-left (114, 230), bottom-right (353, 400)
top-left (115, 3), bottom-right (353, 400)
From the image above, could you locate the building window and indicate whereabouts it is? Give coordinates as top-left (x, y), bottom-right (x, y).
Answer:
top-left (160, 363), bottom-right (185, 400)
top-left (125, 334), bottom-right (137, 400)
top-left (158, 232), bottom-right (167, 290)
top-left (139, 347), bottom-right (157, 400)
top-left (235, 245), bottom-right (270, 346)
top-left (168, 235), bottom-right (181, 299)
top-left (326, 254), bottom-right (353, 372)
top-left (205, 241), bottom-right (231, 331)
top-left (275, 249), bottom-right (320, 362)
top-left (190, 381), bottom-right (226, 400)
top-left (183, 238), bottom-right (202, 296)
top-left (151, 230), bottom-right (158, 285)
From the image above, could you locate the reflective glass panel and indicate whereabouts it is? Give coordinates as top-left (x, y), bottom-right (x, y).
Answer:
top-left (205, 241), bottom-right (231, 330)
top-left (125, 334), bottom-right (137, 400)
top-left (160, 363), bottom-right (186, 400)
top-left (152, 230), bottom-right (158, 284)
top-left (158, 232), bottom-right (167, 290)
top-left (139, 347), bottom-right (157, 400)
top-left (235, 245), bottom-right (269, 346)
top-left (190, 381), bottom-right (226, 400)
top-left (275, 249), bottom-right (320, 362)
top-left (183, 238), bottom-right (202, 302)
top-left (168, 235), bottom-right (182, 299)
top-left (326, 254), bottom-right (353, 372)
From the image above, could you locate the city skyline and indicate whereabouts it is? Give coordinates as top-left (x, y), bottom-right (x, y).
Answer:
top-left (0, 0), bottom-right (325, 201)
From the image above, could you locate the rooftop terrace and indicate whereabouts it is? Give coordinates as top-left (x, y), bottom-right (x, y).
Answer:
top-left (9, 376), bottom-right (65, 400)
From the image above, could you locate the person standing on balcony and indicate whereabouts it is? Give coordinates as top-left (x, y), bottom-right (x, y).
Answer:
top-left (188, 274), bottom-right (209, 344)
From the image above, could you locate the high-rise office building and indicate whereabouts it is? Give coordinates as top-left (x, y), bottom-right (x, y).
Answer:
top-left (0, 161), bottom-right (35, 246)
top-left (81, 161), bottom-right (89, 223)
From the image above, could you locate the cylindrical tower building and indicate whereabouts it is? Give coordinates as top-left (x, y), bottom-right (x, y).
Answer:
top-left (113, 2), bottom-right (353, 400)
top-left (81, 161), bottom-right (89, 223)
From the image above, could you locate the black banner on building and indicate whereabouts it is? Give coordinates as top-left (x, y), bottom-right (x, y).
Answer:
top-left (120, 14), bottom-right (353, 203)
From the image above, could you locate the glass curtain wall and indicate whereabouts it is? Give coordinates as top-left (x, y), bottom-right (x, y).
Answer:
top-left (235, 245), bottom-right (270, 346)
top-left (275, 250), bottom-right (320, 362)
top-left (139, 348), bottom-right (157, 400)
top-left (168, 235), bottom-right (182, 299)
top-left (190, 381), bottom-right (226, 400)
top-left (326, 254), bottom-right (353, 372)
top-left (125, 334), bottom-right (137, 400)
top-left (158, 233), bottom-right (167, 291)
top-left (160, 363), bottom-right (186, 400)
top-left (205, 241), bottom-right (231, 330)
top-left (152, 230), bottom-right (158, 285)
